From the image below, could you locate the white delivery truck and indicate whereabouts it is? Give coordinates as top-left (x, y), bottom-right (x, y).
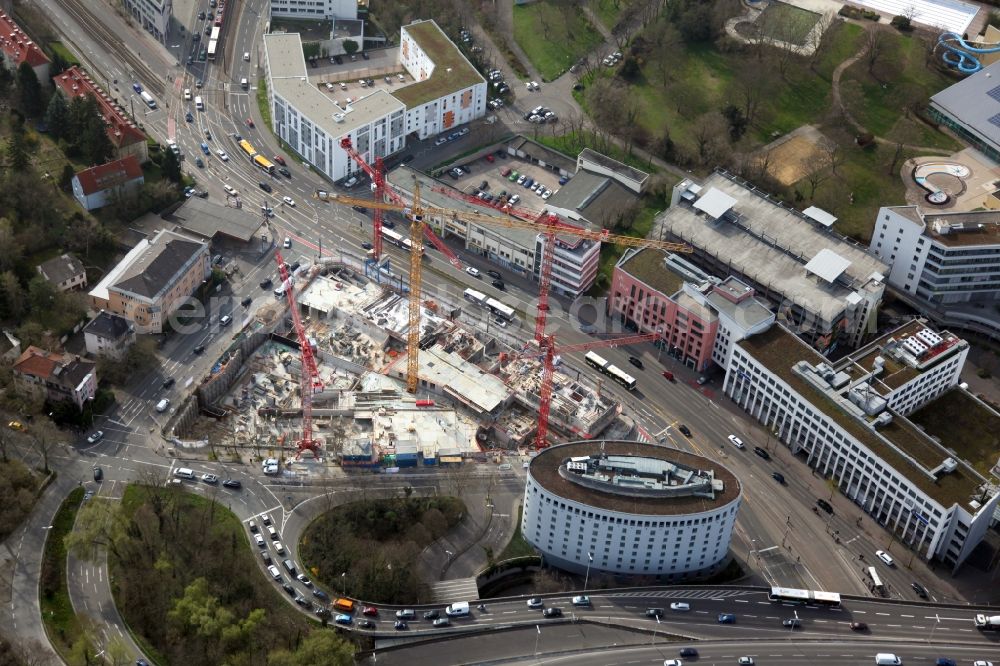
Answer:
top-left (139, 91), bottom-right (157, 109)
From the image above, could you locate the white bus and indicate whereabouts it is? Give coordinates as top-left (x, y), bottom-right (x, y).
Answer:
top-left (207, 39), bottom-right (218, 61)
top-left (867, 566), bottom-right (886, 596)
top-left (464, 288), bottom-right (487, 306)
top-left (585, 351), bottom-right (637, 390)
top-left (210, 26), bottom-right (221, 42)
top-left (768, 586), bottom-right (841, 608)
top-left (485, 297), bottom-right (515, 322)
top-left (382, 228), bottom-right (422, 255)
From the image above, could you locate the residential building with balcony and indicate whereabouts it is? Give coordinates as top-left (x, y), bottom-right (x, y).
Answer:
top-left (12, 346), bottom-right (97, 411)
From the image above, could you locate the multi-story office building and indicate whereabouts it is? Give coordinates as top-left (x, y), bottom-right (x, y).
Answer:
top-left (388, 166), bottom-right (600, 297)
top-left (270, 0), bottom-right (357, 20)
top-left (120, 0), bottom-right (172, 42)
top-left (610, 250), bottom-right (774, 372)
top-left (658, 171), bottom-right (888, 354)
top-left (263, 32), bottom-right (405, 183)
top-left (395, 20), bottom-right (487, 140)
top-left (523, 440), bottom-right (742, 579)
top-left (725, 318), bottom-right (999, 572)
top-left (870, 206), bottom-right (1000, 340)
top-left (88, 230), bottom-right (210, 334)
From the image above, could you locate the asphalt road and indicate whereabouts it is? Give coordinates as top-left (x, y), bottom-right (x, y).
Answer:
top-left (4, 0), bottom-right (993, 663)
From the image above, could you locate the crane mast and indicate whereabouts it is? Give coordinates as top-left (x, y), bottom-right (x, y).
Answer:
top-left (276, 251), bottom-right (324, 457)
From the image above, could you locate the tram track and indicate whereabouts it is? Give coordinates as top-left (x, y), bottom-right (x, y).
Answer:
top-left (54, 0), bottom-right (165, 98)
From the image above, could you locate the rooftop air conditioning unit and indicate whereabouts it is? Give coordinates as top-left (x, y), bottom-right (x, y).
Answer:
top-left (333, 113), bottom-right (345, 123)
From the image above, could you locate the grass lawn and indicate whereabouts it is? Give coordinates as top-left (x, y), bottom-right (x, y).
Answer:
top-left (513, 1), bottom-right (603, 80)
top-left (589, 0), bottom-right (627, 30)
top-left (498, 504), bottom-right (536, 560)
top-left (839, 30), bottom-right (961, 151)
top-left (47, 41), bottom-right (80, 65)
top-left (756, 1), bottom-right (821, 45)
top-left (40, 487), bottom-right (86, 662)
top-left (256, 77), bottom-right (271, 128)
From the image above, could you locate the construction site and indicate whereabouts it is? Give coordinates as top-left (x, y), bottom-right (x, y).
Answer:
top-left (166, 139), bottom-right (692, 475)
top-left (170, 257), bottom-right (625, 474)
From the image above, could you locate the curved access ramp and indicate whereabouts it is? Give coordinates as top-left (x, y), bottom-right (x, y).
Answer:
top-left (938, 32), bottom-right (1000, 74)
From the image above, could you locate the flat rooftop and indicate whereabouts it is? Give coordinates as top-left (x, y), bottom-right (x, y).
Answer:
top-left (660, 171), bottom-right (888, 321)
top-left (847, 319), bottom-right (967, 393)
top-left (265, 33), bottom-right (404, 137)
top-left (617, 248), bottom-right (684, 297)
top-left (578, 148), bottom-right (648, 187)
top-left (168, 196), bottom-right (262, 242)
top-left (545, 170), bottom-right (637, 228)
top-left (529, 440), bottom-right (740, 515)
top-left (929, 59), bottom-right (1000, 152)
top-left (393, 20), bottom-right (484, 108)
top-left (909, 388), bottom-right (1000, 479)
top-left (739, 325), bottom-right (981, 508)
top-left (418, 344), bottom-right (511, 414)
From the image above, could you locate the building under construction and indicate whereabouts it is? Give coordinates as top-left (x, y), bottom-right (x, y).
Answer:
top-left (174, 258), bottom-right (621, 471)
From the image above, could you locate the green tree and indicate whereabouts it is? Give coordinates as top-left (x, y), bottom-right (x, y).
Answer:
top-left (49, 49), bottom-right (71, 77)
top-left (27, 275), bottom-right (57, 315)
top-left (167, 578), bottom-right (236, 640)
top-left (267, 630), bottom-right (354, 666)
top-left (44, 93), bottom-right (70, 140)
top-left (6, 126), bottom-right (30, 171)
top-left (342, 39), bottom-right (359, 55)
top-left (0, 271), bottom-right (25, 320)
top-left (80, 110), bottom-right (114, 165)
top-left (0, 53), bottom-right (12, 96)
top-left (161, 145), bottom-right (182, 183)
top-left (16, 63), bottom-right (43, 117)
top-left (64, 499), bottom-right (126, 562)
top-left (0, 219), bottom-right (23, 273)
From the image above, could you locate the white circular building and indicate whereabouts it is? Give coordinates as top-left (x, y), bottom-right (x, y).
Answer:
top-left (522, 440), bottom-right (742, 580)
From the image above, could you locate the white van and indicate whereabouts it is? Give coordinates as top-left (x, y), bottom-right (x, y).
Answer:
top-left (173, 467), bottom-right (195, 480)
top-left (195, 96), bottom-right (204, 111)
top-left (875, 655), bottom-right (901, 666)
top-left (445, 601), bottom-right (470, 617)
top-left (155, 398), bottom-right (170, 413)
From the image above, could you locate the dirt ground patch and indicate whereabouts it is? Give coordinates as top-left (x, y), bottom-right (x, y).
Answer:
top-left (754, 125), bottom-right (834, 186)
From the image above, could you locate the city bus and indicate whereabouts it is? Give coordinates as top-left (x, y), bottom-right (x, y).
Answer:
top-left (585, 351), bottom-right (637, 391)
top-left (768, 586), bottom-right (842, 608)
top-left (207, 39), bottom-right (218, 61)
top-left (867, 566), bottom-right (886, 596)
top-left (253, 154), bottom-right (276, 174)
top-left (485, 297), bottom-right (515, 322)
top-left (382, 228), bottom-right (422, 254)
top-left (210, 26), bottom-right (221, 42)
top-left (238, 139), bottom-right (257, 160)
top-left (463, 288), bottom-right (487, 307)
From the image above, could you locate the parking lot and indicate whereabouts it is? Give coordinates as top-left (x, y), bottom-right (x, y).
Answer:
top-left (448, 153), bottom-right (567, 211)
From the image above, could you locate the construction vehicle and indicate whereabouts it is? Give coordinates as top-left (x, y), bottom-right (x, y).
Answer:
top-left (275, 251), bottom-right (324, 458)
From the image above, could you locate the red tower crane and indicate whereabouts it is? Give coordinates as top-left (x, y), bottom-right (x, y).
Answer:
top-left (502, 332), bottom-right (662, 450)
top-left (276, 251), bottom-right (324, 458)
top-left (339, 139), bottom-right (463, 269)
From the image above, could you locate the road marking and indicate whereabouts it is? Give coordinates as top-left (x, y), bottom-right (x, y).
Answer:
top-left (735, 599), bottom-right (748, 603)
top-left (901, 614), bottom-right (913, 617)
top-left (876, 612), bottom-right (890, 616)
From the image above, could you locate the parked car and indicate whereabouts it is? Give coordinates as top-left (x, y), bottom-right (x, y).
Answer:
top-left (201, 474), bottom-right (218, 484)
top-left (87, 430), bottom-right (104, 444)
top-left (93, 467), bottom-right (103, 481)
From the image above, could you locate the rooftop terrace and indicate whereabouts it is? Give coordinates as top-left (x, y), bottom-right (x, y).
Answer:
top-left (393, 20), bottom-right (484, 108)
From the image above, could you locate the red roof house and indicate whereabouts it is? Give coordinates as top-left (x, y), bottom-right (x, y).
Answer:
top-left (0, 10), bottom-right (50, 81)
top-left (71, 155), bottom-right (145, 211)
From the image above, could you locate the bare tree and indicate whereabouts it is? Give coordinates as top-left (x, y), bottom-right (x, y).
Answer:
top-left (888, 141), bottom-right (905, 175)
top-left (29, 418), bottom-right (61, 474)
top-left (806, 154), bottom-right (834, 199)
top-left (733, 63), bottom-right (765, 126)
top-left (0, 427), bottom-right (11, 462)
top-left (652, 22), bottom-right (683, 87)
top-left (692, 112), bottom-right (727, 165)
top-left (826, 143), bottom-right (846, 176)
top-left (865, 26), bottom-right (886, 73)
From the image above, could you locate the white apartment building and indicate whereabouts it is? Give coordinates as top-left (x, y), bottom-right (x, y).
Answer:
top-left (725, 319), bottom-right (999, 573)
top-left (870, 207), bottom-right (1000, 341)
top-left (395, 20), bottom-right (487, 140)
top-left (121, 0), bottom-right (171, 42)
top-left (523, 441), bottom-right (742, 579)
top-left (389, 166), bottom-right (601, 297)
top-left (269, 0), bottom-right (357, 20)
top-left (263, 33), bottom-right (405, 183)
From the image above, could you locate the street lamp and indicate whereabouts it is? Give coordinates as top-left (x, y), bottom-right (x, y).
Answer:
top-left (583, 552), bottom-right (593, 592)
top-left (533, 624), bottom-right (541, 656)
top-left (340, 572), bottom-right (346, 596)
